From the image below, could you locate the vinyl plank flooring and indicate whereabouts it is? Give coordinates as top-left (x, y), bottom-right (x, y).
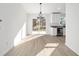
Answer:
top-left (5, 35), bottom-right (78, 56)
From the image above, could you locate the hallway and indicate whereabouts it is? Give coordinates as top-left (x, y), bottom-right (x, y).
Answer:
top-left (5, 35), bottom-right (78, 56)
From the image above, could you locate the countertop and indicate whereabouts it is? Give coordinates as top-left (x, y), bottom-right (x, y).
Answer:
top-left (51, 25), bottom-right (65, 28)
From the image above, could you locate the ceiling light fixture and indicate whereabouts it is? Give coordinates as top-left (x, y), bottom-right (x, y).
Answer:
top-left (37, 3), bottom-right (45, 20)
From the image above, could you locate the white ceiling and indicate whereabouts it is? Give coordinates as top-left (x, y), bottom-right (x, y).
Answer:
top-left (22, 3), bottom-right (65, 14)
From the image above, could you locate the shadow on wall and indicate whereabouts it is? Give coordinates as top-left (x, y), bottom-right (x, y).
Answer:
top-left (14, 22), bottom-right (26, 46)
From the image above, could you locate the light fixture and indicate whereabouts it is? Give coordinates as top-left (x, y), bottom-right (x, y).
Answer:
top-left (37, 3), bottom-right (45, 20)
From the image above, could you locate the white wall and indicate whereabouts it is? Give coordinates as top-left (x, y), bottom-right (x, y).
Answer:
top-left (0, 3), bottom-right (26, 55)
top-left (45, 14), bottom-right (52, 35)
top-left (66, 3), bottom-right (79, 55)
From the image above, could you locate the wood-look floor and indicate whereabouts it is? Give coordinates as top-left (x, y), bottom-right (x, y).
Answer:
top-left (5, 35), bottom-right (78, 56)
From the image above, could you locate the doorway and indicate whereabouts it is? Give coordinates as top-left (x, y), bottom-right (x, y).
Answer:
top-left (32, 18), bottom-right (46, 34)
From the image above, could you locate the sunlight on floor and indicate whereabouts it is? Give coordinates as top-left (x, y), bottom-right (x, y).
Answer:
top-left (36, 48), bottom-right (56, 56)
top-left (36, 43), bottom-right (59, 56)
top-left (45, 43), bottom-right (59, 48)
top-left (14, 34), bottom-right (44, 46)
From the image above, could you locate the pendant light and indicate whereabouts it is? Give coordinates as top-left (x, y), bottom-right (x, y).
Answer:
top-left (37, 3), bottom-right (45, 20)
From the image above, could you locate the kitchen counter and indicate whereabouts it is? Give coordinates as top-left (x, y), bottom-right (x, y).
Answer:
top-left (51, 25), bottom-right (65, 36)
top-left (51, 25), bottom-right (65, 28)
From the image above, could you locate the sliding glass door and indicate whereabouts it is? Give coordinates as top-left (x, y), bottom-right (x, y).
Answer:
top-left (32, 19), bottom-right (46, 34)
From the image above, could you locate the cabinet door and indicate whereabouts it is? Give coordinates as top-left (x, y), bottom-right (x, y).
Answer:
top-left (52, 28), bottom-right (57, 36)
